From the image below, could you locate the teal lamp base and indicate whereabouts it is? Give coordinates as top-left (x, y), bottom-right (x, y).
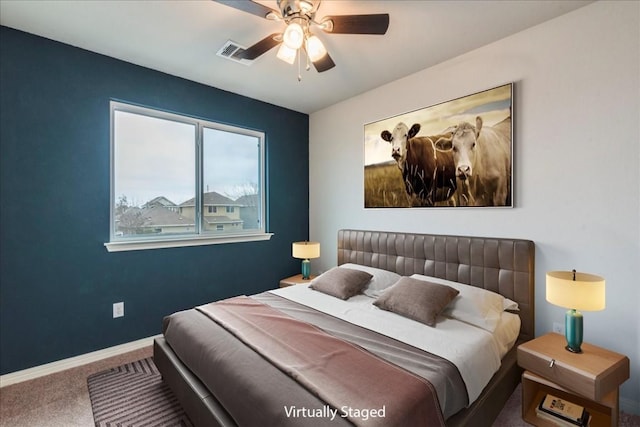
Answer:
top-left (565, 309), bottom-right (583, 353)
top-left (301, 259), bottom-right (311, 280)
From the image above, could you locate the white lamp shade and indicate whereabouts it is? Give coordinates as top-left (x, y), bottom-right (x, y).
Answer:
top-left (546, 270), bottom-right (605, 311)
top-left (283, 22), bottom-right (304, 49)
top-left (305, 35), bottom-right (327, 61)
top-left (276, 44), bottom-right (297, 64)
top-left (292, 241), bottom-right (320, 260)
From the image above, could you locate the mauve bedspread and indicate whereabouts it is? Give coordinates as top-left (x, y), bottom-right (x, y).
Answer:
top-left (162, 292), bottom-right (467, 426)
top-left (198, 296), bottom-right (444, 427)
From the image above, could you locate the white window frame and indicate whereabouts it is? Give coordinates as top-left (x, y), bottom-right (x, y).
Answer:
top-left (105, 101), bottom-right (272, 252)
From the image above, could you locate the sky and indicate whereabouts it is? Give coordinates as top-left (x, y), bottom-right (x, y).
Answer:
top-left (114, 111), bottom-right (260, 207)
top-left (364, 83), bottom-right (512, 166)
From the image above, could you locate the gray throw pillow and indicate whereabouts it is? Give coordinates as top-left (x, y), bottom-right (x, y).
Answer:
top-left (309, 267), bottom-right (373, 300)
top-left (373, 277), bottom-right (459, 326)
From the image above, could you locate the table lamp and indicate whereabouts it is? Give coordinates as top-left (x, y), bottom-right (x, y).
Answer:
top-left (546, 270), bottom-right (605, 353)
top-left (292, 241), bottom-right (320, 280)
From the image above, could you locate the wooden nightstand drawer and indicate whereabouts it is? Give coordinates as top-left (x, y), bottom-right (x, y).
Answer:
top-left (517, 333), bottom-right (629, 401)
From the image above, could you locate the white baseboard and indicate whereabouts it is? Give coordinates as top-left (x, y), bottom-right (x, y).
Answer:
top-left (0, 334), bottom-right (161, 388)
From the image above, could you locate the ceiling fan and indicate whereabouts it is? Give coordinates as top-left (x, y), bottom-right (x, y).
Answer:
top-left (214, 0), bottom-right (389, 77)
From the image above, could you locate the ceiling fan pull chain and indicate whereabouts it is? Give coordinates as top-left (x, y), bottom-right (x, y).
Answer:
top-left (297, 48), bottom-right (302, 82)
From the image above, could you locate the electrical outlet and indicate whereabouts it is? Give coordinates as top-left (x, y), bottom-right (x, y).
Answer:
top-left (553, 322), bottom-right (564, 334)
top-left (113, 302), bottom-right (124, 318)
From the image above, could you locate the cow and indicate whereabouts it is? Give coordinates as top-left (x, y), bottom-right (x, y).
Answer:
top-left (381, 122), bottom-right (457, 206)
top-left (434, 116), bottom-right (511, 206)
top-left (381, 122), bottom-right (421, 171)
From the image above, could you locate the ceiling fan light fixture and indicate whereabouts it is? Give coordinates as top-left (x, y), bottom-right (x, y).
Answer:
top-left (276, 43), bottom-right (297, 64)
top-left (318, 18), bottom-right (333, 33)
top-left (299, 0), bottom-right (314, 13)
top-left (215, 0), bottom-right (388, 76)
top-left (305, 35), bottom-right (327, 61)
top-left (283, 22), bottom-right (304, 49)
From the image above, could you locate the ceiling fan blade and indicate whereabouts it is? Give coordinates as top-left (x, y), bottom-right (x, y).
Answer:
top-left (233, 33), bottom-right (282, 60)
top-left (321, 14), bottom-right (390, 35)
top-left (213, 0), bottom-right (278, 19)
top-left (312, 52), bottom-right (336, 73)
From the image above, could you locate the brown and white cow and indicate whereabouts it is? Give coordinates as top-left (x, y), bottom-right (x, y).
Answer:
top-left (381, 123), bottom-right (457, 206)
top-left (434, 116), bottom-right (511, 206)
top-left (381, 122), bottom-right (421, 171)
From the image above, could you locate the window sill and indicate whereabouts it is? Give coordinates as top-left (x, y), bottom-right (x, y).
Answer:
top-left (104, 232), bottom-right (274, 252)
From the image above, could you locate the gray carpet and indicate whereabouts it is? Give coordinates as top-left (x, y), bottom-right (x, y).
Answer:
top-left (87, 357), bottom-right (193, 427)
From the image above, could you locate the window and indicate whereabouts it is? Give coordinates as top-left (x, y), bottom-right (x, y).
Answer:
top-left (106, 101), bottom-right (270, 252)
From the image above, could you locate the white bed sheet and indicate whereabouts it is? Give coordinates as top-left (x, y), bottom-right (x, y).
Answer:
top-left (270, 284), bottom-right (517, 404)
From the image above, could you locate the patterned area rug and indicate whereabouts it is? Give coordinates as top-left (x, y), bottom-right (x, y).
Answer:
top-left (87, 357), bottom-right (193, 427)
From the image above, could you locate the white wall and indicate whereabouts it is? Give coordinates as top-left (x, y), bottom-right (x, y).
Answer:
top-left (309, 1), bottom-right (639, 414)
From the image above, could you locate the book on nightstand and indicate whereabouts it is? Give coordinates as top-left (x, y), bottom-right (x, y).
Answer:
top-left (535, 394), bottom-right (591, 427)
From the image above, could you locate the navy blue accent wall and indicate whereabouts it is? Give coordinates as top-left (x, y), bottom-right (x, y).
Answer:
top-left (0, 26), bottom-right (309, 374)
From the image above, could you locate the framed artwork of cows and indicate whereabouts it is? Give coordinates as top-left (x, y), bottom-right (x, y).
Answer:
top-left (364, 83), bottom-right (513, 208)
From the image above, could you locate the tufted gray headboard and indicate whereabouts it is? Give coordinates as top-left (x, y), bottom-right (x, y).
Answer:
top-left (337, 229), bottom-right (535, 342)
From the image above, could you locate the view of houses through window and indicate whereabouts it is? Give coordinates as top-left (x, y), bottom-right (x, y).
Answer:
top-left (114, 190), bottom-right (259, 237)
top-left (110, 102), bottom-right (265, 243)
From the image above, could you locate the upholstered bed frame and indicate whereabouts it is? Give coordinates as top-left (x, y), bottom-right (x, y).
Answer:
top-left (154, 229), bottom-right (535, 426)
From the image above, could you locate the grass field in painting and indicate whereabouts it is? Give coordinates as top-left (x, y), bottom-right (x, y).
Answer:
top-left (364, 162), bottom-right (411, 208)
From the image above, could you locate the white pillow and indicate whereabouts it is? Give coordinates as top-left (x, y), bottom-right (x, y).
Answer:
top-left (410, 274), bottom-right (506, 332)
top-left (503, 298), bottom-right (519, 311)
top-left (340, 263), bottom-right (401, 297)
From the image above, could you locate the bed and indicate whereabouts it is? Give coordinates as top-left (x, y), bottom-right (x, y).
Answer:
top-left (154, 229), bottom-right (535, 426)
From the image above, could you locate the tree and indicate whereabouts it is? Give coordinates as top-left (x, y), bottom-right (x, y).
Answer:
top-left (115, 195), bottom-right (147, 235)
top-left (224, 182), bottom-right (258, 203)
top-left (115, 195), bottom-right (129, 217)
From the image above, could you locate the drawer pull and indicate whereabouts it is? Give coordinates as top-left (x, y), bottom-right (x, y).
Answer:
top-left (549, 359), bottom-right (555, 368)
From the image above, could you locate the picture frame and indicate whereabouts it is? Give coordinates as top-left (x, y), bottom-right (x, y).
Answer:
top-left (364, 83), bottom-right (513, 208)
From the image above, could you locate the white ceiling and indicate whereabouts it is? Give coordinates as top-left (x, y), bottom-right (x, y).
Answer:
top-left (0, 0), bottom-right (592, 114)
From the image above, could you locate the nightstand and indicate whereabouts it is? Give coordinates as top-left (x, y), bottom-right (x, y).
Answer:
top-left (517, 333), bottom-right (629, 426)
top-left (279, 274), bottom-right (316, 288)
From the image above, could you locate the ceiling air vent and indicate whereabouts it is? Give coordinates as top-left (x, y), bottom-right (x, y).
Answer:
top-left (216, 40), bottom-right (253, 66)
